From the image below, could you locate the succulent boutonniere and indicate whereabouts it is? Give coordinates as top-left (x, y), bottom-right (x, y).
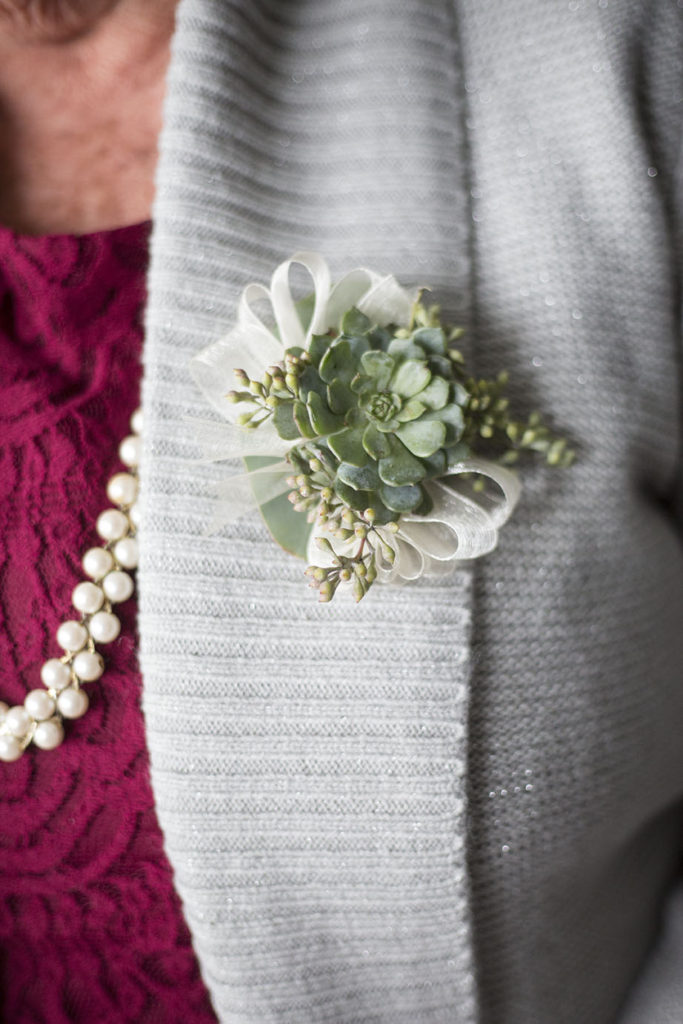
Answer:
top-left (191, 253), bottom-right (573, 602)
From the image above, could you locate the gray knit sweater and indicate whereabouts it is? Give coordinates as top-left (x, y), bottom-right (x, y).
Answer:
top-left (138, 2), bottom-right (683, 1022)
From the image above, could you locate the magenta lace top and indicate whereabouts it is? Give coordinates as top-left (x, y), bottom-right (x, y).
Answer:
top-left (0, 224), bottom-right (218, 1023)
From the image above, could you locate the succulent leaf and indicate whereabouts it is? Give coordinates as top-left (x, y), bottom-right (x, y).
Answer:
top-left (294, 400), bottom-right (317, 438)
top-left (307, 391), bottom-right (344, 435)
top-left (308, 333), bottom-right (333, 367)
top-left (345, 407), bottom-right (367, 428)
top-left (379, 482), bottom-right (423, 513)
top-left (341, 307), bottom-right (372, 336)
top-left (272, 401), bottom-right (300, 440)
top-left (452, 380), bottom-right (470, 406)
top-left (367, 326), bottom-right (393, 348)
top-left (444, 441), bottom-right (471, 468)
top-left (418, 376), bottom-right (449, 410)
top-left (428, 354), bottom-right (453, 378)
top-left (395, 419), bottom-right (447, 458)
top-left (334, 478), bottom-right (372, 511)
top-left (350, 373), bottom-right (376, 396)
top-left (337, 461), bottom-right (381, 491)
top-left (298, 364), bottom-right (327, 401)
top-left (347, 335), bottom-right (372, 360)
top-left (395, 398), bottom-right (426, 423)
top-left (319, 339), bottom-right (354, 384)
top-left (410, 327), bottom-right (447, 355)
top-left (389, 360), bottom-right (431, 398)
top-left (244, 456), bottom-right (312, 559)
top-left (421, 402), bottom-right (465, 443)
top-left (362, 423), bottom-right (392, 460)
top-left (378, 437), bottom-right (426, 486)
top-left (327, 378), bottom-right (355, 414)
top-left (411, 489), bottom-right (435, 516)
top-left (360, 350), bottom-right (394, 389)
top-left (421, 448), bottom-right (447, 477)
top-left (387, 337), bottom-right (424, 359)
top-left (328, 427), bottom-right (368, 466)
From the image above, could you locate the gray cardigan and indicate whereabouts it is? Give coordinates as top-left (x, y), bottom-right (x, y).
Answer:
top-left (138, 2), bottom-right (683, 1021)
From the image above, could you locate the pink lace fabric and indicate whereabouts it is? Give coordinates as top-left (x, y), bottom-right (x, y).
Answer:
top-left (0, 224), bottom-right (218, 1023)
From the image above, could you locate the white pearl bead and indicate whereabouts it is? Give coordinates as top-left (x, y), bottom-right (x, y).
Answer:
top-left (102, 570), bottom-right (134, 604)
top-left (6, 705), bottom-right (32, 737)
top-left (82, 547), bottom-right (114, 580)
top-left (130, 408), bottom-right (143, 435)
top-left (88, 611), bottom-right (120, 644)
top-left (41, 659), bottom-right (72, 691)
top-left (72, 651), bottom-right (104, 682)
top-left (56, 620), bottom-right (88, 653)
top-left (96, 508), bottom-right (129, 542)
top-left (72, 581), bottom-right (104, 615)
top-left (128, 502), bottom-right (141, 528)
top-left (0, 734), bottom-right (23, 762)
top-left (113, 536), bottom-right (138, 570)
top-left (33, 717), bottom-right (65, 750)
top-left (24, 689), bottom-right (56, 721)
top-left (0, 701), bottom-right (8, 721)
top-left (119, 434), bottom-right (141, 468)
top-left (57, 687), bottom-right (89, 719)
top-left (106, 472), bottom-right (138, 507)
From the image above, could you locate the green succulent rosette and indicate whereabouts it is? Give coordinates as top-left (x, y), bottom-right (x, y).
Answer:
top-left (191, 253), bottom-right (573, 603)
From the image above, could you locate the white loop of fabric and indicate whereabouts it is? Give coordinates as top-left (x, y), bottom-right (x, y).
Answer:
top-left (190, 254), bottom-right (522, 583)
top-left (357, 273), bottom-right (417, 327)
top-left (368, 459), bottom-right (522, 584)
top-left (269, 252), bottom-right (329, 349)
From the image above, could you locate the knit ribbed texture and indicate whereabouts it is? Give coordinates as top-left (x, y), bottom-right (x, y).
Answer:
top-left (457, 2), bottom-right (683, 1022)
top-left (139, 2), bottom-right (476, 1022)
top-left (139, 1), bottom-right (683, 1022)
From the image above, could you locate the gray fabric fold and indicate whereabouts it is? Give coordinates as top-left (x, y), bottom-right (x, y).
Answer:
top-left (458, 2), bottom-right (683, 1021)
top-left (138, 1), bottom-right (683, 1022)
top-left (140, 2), bottom-right (476, 1022)
top-left (620, 884), bottom-right (683, 1024)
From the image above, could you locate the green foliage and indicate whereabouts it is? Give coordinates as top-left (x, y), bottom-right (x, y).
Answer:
top-left (228, 299), bottom-right (575, 601)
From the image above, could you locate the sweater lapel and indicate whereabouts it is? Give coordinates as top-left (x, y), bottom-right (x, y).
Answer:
top-left (140, 2), bottom-right (476, 1020)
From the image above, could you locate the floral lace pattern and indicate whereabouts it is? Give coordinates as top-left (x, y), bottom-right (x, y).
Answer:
top-left (0, 223), bottom-right (217, 1023)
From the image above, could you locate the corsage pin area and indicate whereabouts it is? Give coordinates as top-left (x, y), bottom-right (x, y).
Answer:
top-left (191, 253), bottom-right (572, 603)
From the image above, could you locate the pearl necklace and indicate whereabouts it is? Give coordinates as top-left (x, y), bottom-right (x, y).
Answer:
top-left (0, 410), bottom-right (142, 763)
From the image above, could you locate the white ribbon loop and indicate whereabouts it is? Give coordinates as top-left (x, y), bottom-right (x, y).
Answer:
top-left (368, 459), bottom-right (521, 584)
top-left (357, 273), bottom-right (417, 327)
top-left (269, 252), bottom-right (332, 349)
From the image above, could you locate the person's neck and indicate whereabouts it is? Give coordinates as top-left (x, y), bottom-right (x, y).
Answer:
top-left (0, 0), bottom-right (178, 235)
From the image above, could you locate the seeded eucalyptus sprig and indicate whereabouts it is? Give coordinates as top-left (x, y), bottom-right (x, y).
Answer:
top-left (228, 300), bottom-right (573, 602)
top-left (459, 371), bottom-right (574, 470)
